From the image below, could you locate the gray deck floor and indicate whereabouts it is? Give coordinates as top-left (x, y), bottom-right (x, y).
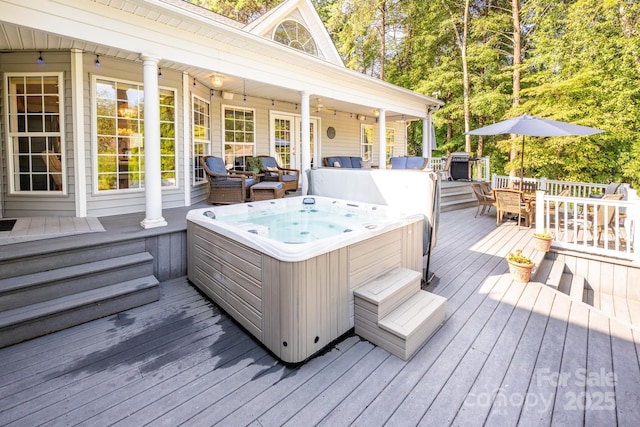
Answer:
top-left (1, 207), bottom-right (639, 426)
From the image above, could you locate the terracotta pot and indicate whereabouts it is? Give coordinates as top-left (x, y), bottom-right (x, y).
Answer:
top-left (507, 259), bottom-right (534, 282)
top-left (533, 235), bottom-right (553, 252)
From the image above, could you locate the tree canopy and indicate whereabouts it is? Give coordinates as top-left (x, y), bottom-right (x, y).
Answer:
top-left (193, 0), bottom-right (640, 187)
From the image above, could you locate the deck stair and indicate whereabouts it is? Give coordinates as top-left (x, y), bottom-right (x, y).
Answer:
top-left (440, 182), bottom-right (477, 212)
top-left (0, 239), bottom-right (160, 348)
top-left (354, 267), bottom-right (446, 360)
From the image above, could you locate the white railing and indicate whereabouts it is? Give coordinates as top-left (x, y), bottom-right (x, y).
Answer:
top-left (492, 175), bottom-right (615, 197)
top-left (432, 156), bottom-right (491, 181)
top-left (534, 188), bottom-right (639, 263)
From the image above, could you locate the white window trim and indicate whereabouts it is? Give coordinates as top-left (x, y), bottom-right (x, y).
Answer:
top-left (386, 128), bottom-right (395, 163)
top-left (361, 123), bottom-right (374, 162)
top-left (4, 72), bottom-right (66, 196)
top-left (220, 104), bottom-right (257, 168)
top-left (192, 93), bottom-right (211, 186)
top-left (91, 75), bottom-right (178, 194)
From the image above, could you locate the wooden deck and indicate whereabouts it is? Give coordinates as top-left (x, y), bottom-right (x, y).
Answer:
top-left (1, 207), bottom-right (639, 426)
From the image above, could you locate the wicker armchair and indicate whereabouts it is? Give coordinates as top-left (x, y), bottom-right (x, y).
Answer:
top-left (493, 188), bottom-right (533, 229)
top-left (200, 156), bottom-right (256, 204)
top-left (257, 155), bottom-right (299, 193)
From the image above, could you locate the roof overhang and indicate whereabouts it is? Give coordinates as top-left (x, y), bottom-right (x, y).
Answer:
top-left (0, 0), bottom-right (443, 119)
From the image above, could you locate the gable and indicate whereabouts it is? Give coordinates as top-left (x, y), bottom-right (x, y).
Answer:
top-left (244, 0), bottom-right (344, 66)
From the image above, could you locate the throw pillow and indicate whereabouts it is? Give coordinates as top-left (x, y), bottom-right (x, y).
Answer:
top-left (333, 161), bottom-right (341, 168)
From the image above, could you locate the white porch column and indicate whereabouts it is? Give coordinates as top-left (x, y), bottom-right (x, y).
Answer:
top-left (140, 55), bottom-right (167, 229)
top-left (423, 115), bottom-right (432, 168)
top-left (182, 71), bottom-right (191, 206)
top-left (70, 48), bottom-right (87, 217)
top-left (300, 91), bottom-right (311, 195)
top-left (378, 109), bottom-right (386, 169)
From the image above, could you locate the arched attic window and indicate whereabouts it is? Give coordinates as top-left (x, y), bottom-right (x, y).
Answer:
top-left (273, 20), bottom-right (318, 56)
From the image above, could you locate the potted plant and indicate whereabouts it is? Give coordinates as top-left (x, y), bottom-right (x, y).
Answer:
top-left (507, 249), bottom-right (534, 282)
top-left (245, 156), bottom-right (263, 173)
top-left (532, 230), bottom-right (554, 252)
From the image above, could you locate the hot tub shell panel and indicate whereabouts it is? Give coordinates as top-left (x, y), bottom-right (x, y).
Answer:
top-left (187, 216), bottom-right (423, 363)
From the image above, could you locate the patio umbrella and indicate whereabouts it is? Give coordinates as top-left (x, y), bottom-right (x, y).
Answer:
top-left (465, 114), bottom-right (605, 187)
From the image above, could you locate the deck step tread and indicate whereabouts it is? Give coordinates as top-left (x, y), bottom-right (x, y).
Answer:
top-left (545, 254), bottom-right (566, 290)
top-left (378, 291), bottom-right (447, 339)
top-left (0, 252), bottom-right (154, 293)
top-left (0, 275), bottom-right (159, 328)
top-left (569, 274), bottom-right (586, 302)
top-left (354, 268), bottom-right (421, 303)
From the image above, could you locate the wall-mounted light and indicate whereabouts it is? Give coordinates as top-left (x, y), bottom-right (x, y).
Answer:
top-left (334, 110), bottom-right (337, 117)
top-left (271, 99), bottom-right (275, 107)
top-left (295, 104), bottom-right (298, 111)
top-left (242, 80), bottom-right (247, 103)
top-left (210, 74), bottom-right (223, 88)
top-left (350, 113), bottom-right (353, 119)
top-left (158, 68), bottom-right (163, 79)
top-left (193, 78), bottom-right (197, 88)
top-left (37, 51), bottom-right (43, 64)
top-left (95, 55), bottom-right (100, 67)
top-left (210, 89), bottom-right (215, 98)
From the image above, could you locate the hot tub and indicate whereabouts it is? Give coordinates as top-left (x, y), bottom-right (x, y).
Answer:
top-left (187, 196), bottom-right (424, 363)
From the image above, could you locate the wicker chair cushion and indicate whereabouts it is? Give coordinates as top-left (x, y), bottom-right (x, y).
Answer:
top-left (260, 157), bottom-right (279, 169)
top-left (213, 177), bottom-right (255, 188)
top-left (281, 175), bottom-right (296, 182)
top-left (205, 157), bottom-right (228, 175)
top-left (406, 157), bottom-right (427, 169)
top-left (390, 157), bottom-right (407, 169)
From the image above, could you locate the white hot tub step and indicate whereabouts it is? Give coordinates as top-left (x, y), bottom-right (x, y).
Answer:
top-left (353, 267), bottom-right (422, 319)
top-left (355, 287), bottom-right (446, 361)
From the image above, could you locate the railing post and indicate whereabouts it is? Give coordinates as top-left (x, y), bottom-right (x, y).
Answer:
top-left (535, 190), bottom-right (545, 234)
top-left (492, 173), bottom-right (497, 189)
top-left (484, 156), bottom-right (490, 182)
top-left (628, 188), bottom-right (640, 264)
top-left (540, 177), bottom-right (547, 193)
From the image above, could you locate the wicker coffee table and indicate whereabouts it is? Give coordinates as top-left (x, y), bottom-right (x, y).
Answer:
top-left (250, 182), bottom-right (285, 201)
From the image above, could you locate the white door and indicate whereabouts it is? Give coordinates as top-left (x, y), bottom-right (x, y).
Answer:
top-left (270, 112), bottom-right (318, 169)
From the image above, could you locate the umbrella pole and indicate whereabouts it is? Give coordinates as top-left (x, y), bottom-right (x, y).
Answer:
top-left (520, 135), bottom-right (525, 191)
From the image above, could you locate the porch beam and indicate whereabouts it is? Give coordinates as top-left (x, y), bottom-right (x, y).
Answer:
top-left (140, 55), bottom-right (167, 229)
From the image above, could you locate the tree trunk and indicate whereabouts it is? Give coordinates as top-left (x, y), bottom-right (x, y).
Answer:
top-left (510, 0), bottom-right (521, 177)
top-left (379, 0), bottom-right (386, 80)
top-left (477, 118), bottom-right (485, 157)
top-left (462, 0), bottom-right (471, 153)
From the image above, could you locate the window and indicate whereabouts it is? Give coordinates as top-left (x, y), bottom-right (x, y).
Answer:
top-left (94, 78), bottom-right (176, 191)
top-left (274, 20), bottom-right (318, 56)
top-left (361, 124), bottom-right (373, 162)
top-left (223, 106), bottom-right (255, 170)
top-left (274, 117), bottom-right (291, 168)
top-left (5, 73), bottom-right (64, 193)
top-left (386, 128), bottom-right (395, 163)
top-left (192, 95), bottom-right (211, 185)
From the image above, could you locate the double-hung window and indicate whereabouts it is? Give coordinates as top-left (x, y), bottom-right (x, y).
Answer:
top-left (385, 128), bottom-right (395, 164)
top-left (223, 106), bottom-right (255, 170)
top-left (361, 124), bottom-right (373, 162)
top-left (5, 73), bottom-right (64, 193)
top-left (94, 77), bottom-right (176, 191)
top-left (192, 95), bottom-right (210, 184)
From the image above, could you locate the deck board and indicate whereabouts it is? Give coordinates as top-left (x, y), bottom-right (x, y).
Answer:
top-left (1, 207), bottom-right (639, 426)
